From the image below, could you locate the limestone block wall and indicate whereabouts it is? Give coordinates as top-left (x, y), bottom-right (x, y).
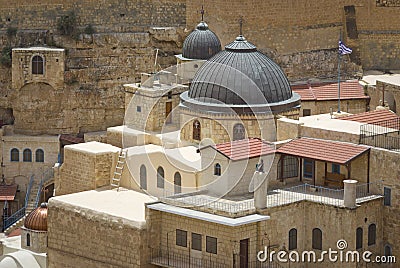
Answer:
top-left (124, 84), bottom-right (188, 132)
top-left (1, 134), bottom-right (59, 187)
top-left (12, 48), bottom-right (65, 91)
top-left (57, 142), bottom-right (119, 196)
top-left (47, 198), bottom-right (150, 268)
top-left (369, 148), bottom-right (400, 259)
top-left (180, 110), bottom-right (277, 145)
top-left (300, 99), bottom-right (369, 117)
top-left (300, 125), bottom-right (360, 144)
top-left (21, 228), bottom-right (48, 254)
top-left (258, 199), bottom-right (383, 268)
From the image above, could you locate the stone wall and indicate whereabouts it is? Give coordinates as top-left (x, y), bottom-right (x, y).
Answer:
top-left (57, 142), bottom-right (119, 196)
top-left (148, 198), bottom-right (383, 268)
top-left (300, 99), bottom-right (368, 117)
top-left (0, 0), bottom-right (186, 135)
top-left (369, 148), bottom-right (400, 259)
top-left (48, 198), bottom-right (151, 268)
top-left (1, 133), bottom-right (59, 185)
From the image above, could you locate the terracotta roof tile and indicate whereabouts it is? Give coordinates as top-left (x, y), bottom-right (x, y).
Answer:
top-left (339, 110), bottom-right (400, 129)
top-left (209, 138), bottom-right (275, 161)
top-left (0, 184), bottom-right (18, 201)
top-left (276, 138), bottom-right (370, 165)
top-left (292, 81), bottom-right (369, 101)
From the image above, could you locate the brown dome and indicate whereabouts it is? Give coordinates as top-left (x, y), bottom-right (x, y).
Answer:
top-left (24, 203), bottom-right (48, 231)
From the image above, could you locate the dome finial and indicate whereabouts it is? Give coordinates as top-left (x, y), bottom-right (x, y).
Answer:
top-left (239, 16), bottom-right (244, 36)
top-left (200, 5), bottom-right (205, 21)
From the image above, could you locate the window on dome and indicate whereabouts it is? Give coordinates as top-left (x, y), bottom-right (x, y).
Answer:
top-left (193, 120), bottom-right (201, 140)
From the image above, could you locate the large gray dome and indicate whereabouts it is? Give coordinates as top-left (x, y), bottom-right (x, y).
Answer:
top-left (182, 22), bottom-right (221, 60)
top-left (188, 35), bottom-right (294, 105)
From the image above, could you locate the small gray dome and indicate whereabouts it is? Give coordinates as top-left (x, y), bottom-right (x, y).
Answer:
top-left (182, 21), bottom-right (221, 60)
top-left (188, 35), bottom-right (293, 105)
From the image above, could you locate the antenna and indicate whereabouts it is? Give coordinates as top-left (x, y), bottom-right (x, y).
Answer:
top-left (200, 5), bottom-right (205, 21)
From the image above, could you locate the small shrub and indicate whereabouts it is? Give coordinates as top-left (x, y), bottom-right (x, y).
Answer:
top-left (6, 27), bottom-right (17, 38)
top-left (57, 11), bottom-right (78, 37)
top-left (84, 24), bottom-right (96, 35)
top-left (0, 46), bottom-right (12, 67)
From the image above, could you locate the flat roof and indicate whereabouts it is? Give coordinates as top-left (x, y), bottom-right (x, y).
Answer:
top-left (361, 74), bottom-right (400, 87)
top-left (50, 188), bottom-right (156, 229)
top-left (13, 47), bottom-right (64, 52)
top-left (276, 137), bottom-right (370, 165)
top-left (299, 113), bottom-right (363, 134)
top-left (147, 202), bottom-right (270, 226)
top-left (65, 141), bottom-right (120, 154)
top-left (127, 144), bottom-right (201, 170)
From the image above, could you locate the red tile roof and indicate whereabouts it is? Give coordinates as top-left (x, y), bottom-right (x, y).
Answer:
top-left (292, 80), bottom-right (369, 101)
top-left (276, 138), bottom-right (370, 165)
top-left (7, 228), bottom-right (21, 237)
top-left (0, 184), bottom-right (18, 201)
top-left (204, 138), bottom-right (275, 161)
top-left (339, 109), bottom-right (399, 128)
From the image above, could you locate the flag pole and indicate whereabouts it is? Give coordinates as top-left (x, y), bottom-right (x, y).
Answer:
top-left (337, 29), bottom-right (342, 113)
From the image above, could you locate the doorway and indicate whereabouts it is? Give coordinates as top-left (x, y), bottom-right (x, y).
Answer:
top-left (239, 238), bottom-right (249, 268)
top-left (166, 102), bottom-right (172, 124)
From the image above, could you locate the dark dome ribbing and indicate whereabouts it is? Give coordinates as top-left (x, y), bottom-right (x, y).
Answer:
top-left (182, 22), bottom-right (222, 60)
top-left (188, 35), bottom-right (293, 105)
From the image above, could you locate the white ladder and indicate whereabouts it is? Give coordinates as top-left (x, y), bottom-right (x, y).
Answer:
top-left (111, 149), bottom-right (127, 191)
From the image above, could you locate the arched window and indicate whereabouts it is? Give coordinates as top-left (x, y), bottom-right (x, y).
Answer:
top-left (233, 123), bottom-right (245, 141)
top-left (289, 228), bottom-right (297, 250)
top-left (356, 227), bottom-right (363, 249)
top-left (32, 55), bottom-right (44, 75)
top-left (312, 228), bottom-right (322, 250)
top-left (27, 233), bottom-right (30, 247)
top-left (384, 244), bottom-right (392, 256)
top-left (214, 163), bottom-right (221, 176)
top-left (193, 120), bottom-right (201, 140)
top-left (35, 149), bottom-right (44, 162)
top-left (23, 149), bottom-right (32, 162)
top-left (174, 172), bottom-right (182, 194)
top-left (368, 224), bottom-right (376, 246)
top-left (140, 165), bottom-right (147, 190)
top-left (157, 167), bottom-right (164, 189)
top-left (10, 148), bottom-right (19, 162)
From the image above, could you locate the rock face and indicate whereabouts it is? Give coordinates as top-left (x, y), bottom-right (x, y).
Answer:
top-left (0, 0), bottom-right (186, 135)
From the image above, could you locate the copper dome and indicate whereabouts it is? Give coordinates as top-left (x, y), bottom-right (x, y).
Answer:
top-left (24, 203), bottom-right (48, 231)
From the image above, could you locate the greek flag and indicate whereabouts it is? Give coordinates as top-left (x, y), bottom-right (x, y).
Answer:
top-left (339, 40), bottom-right (352, 55)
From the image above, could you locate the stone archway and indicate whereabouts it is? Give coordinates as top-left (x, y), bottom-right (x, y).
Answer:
top-left (11, 82), bottom-right (63, 134)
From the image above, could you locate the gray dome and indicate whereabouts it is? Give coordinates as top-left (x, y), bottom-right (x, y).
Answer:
top-left (188, 35), bottom-right (293, 105)
top-left (182, 22), bottom-right (221, 60)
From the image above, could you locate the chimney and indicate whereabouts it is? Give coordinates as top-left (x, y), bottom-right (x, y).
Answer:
top-left (253, 163), bottom-right (268, 210)
top-left (343, 180), bottom-right (358, 209)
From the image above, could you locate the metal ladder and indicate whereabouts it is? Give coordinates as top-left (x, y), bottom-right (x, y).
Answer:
top-left (111, 149), bottom-right (127, 191)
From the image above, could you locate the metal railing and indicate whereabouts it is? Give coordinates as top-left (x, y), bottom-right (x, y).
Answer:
top-left (266, 183), bottom-right (345, 208)
top-left (161, 182), bottom-right (383, 216)
top-left (34, 168), bottom-right (54, 207)
top-left (150, 248), bottom-right (227, 268)
top-left (356, 181), bottom-right (383, 199)
top-left (3, 175), bottom-right (34, 231)
top-left (359, 117), bottom-right (400, 150)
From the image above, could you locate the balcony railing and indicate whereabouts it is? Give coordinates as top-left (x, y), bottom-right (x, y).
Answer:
top-left (161, 182), bottom-right (383, 216)
top-left (150, 248), bottom-right (227, 268)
